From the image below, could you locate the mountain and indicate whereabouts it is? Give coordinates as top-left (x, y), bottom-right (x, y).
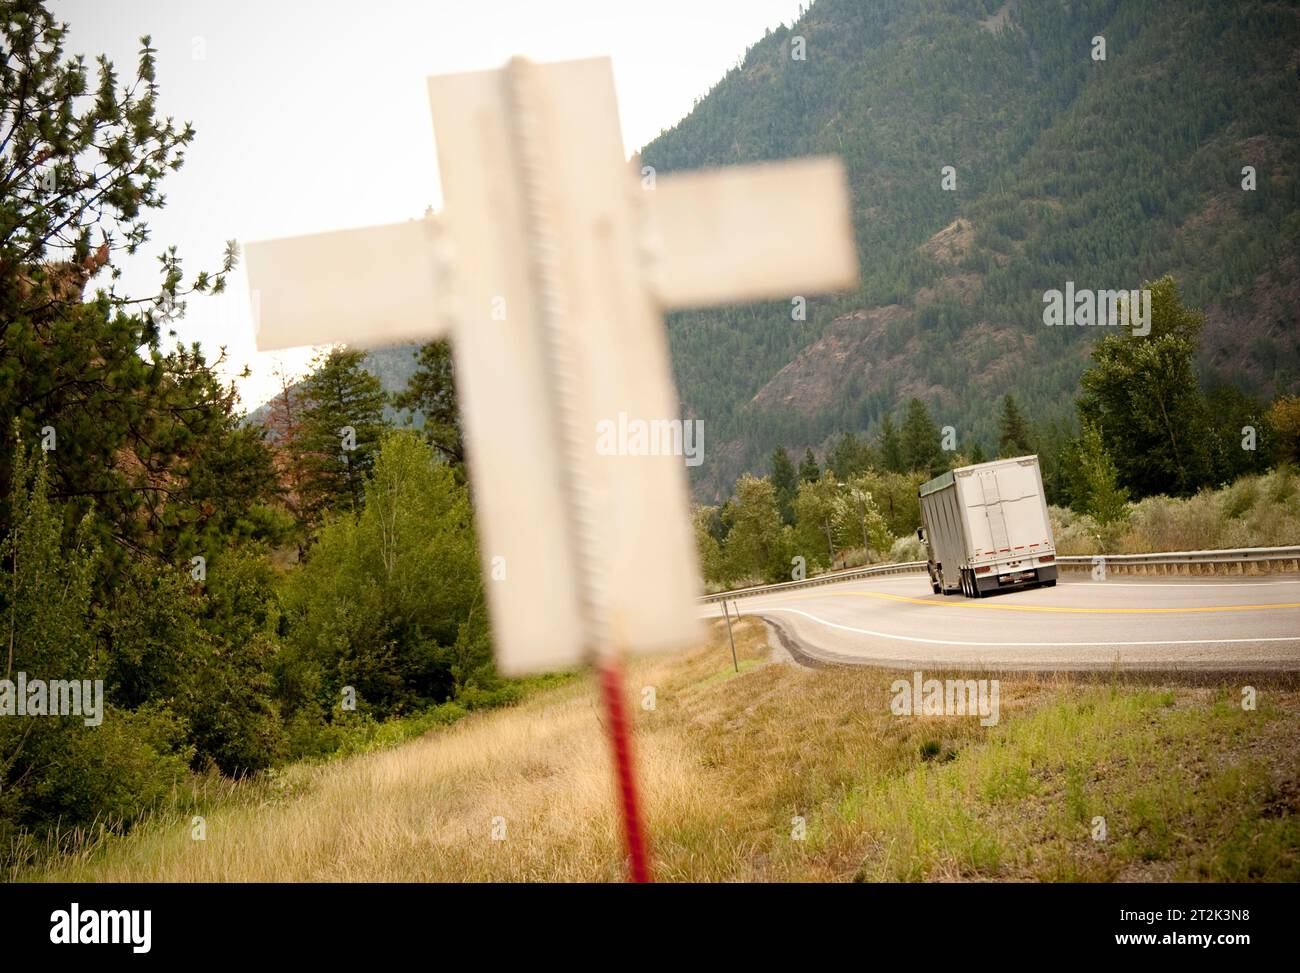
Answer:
top-left (638, 0), bottom-right (1300, 501)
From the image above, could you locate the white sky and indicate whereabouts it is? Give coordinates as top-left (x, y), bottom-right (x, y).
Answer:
top-left (55, 0), bottom-right (808, 410)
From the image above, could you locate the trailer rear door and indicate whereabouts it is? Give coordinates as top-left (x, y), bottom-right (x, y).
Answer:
top-left (977, 470), bottom-right (1011, 554)
top-left (963, 460), bottom-right (1050, 563)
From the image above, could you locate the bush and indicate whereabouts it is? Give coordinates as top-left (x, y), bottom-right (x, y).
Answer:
top-left (1050, 506), bottom-right (1105, 556)
top-left (279, 432), bottom-right (487, 720)
top-left (1051, 469), bottom-right (1300, 555)
top-left (101, 550), bottom-right (287, 776)
top-left (889, 534), bottom-right (927, 563)
top-left (1219, 477), bottom-right (1257, 520)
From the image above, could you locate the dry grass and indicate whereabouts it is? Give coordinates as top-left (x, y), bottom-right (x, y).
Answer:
top-left (20, 617), bottom-right (1300, 882)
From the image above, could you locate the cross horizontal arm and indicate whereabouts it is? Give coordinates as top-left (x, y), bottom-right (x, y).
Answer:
top-left (243, 217), bottom-right (450, 352)
top-left (643, 157), bottom-right (858, 310)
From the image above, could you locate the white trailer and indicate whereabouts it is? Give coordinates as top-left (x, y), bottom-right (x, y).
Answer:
top-left (917, 455), bottom-right (1057, 598)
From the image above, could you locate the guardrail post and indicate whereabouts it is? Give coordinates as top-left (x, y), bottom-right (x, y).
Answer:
top-left (722, 600), bottom-right (739, 673)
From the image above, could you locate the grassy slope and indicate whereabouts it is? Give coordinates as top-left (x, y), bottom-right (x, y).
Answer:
top-left (22, 617), bottom-right (1299, 882)
top-left (22, 619), bottom-right (1300, 884)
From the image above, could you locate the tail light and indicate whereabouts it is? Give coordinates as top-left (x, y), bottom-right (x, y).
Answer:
top-left (1039, 554), bottom-right (1055, 563)
top-left (974, 565), bottom-right (991, 574)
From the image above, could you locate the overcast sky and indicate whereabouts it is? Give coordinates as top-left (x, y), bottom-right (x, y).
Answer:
top-left (55, 0), bottom-right (808, 409)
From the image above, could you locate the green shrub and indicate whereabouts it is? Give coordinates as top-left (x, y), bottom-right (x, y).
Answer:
top-left (279, 432), bottom-right (488, 719)
top-left (0, 447), bottom-right (193, 861)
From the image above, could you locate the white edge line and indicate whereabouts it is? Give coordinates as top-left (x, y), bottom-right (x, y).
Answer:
top-left (853, 577), bottom-right (1300, 588)
top-left (749, 607), bottom-right (1300, 647)
top-left (1060, 581), bottom-right (1300, 588)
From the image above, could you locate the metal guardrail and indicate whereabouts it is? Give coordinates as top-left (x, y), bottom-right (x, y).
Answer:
top-left (699, 560), bottom-right (927, 603)
top-left (699, 546), bottom-right (1300, 603)
top-left (1055, 546), bottom-right (1300, 573)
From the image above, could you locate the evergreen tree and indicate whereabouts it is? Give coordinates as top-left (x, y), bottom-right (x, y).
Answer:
top-left (1205, 384), bottom-right (1272, 482)
top-left (392, 339), bottom-right (465, 470)
top-left (878, 414), bottom-right (904, 473)
top-left (0, 9), bottom-right (269, 566)
top-left (997, 395), bottom-right (1034, 457)
top-left (828, 431), bottom-right (875, 479)
top-left (900, 398), bottom-right (942, 477)
top-left (970, 441), bottom-right (987, 464)
top-left (769, 447), bottom-right (798, 525)
top-left (296, 348), bottom-right (388, 520)
top-left (1034, 417), bottom-right (1077, 507)
top-left (798, 447), bottom-right (820, 483)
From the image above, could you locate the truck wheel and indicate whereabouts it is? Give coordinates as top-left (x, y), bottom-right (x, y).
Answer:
top-left (959, 570), bottom-right (970, 597)
top-left (931, 581), bottom-right (941, 595)
top-left (970, 577), bottom-right (984, 599)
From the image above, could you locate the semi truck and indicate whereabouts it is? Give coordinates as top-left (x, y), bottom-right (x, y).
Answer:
top-left (916, 455), bottom-right (1057, 598)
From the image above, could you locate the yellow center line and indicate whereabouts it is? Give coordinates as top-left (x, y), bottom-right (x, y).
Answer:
top-left (777, 590), bottom-right (1300, 615)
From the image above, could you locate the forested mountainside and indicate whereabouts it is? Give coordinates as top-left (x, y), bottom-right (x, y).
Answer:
top-left (639, 0), bottom-right (1300, 501)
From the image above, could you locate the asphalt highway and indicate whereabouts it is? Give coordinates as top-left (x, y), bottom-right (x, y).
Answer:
top-left (703, 571), bottom-right (1300, 671)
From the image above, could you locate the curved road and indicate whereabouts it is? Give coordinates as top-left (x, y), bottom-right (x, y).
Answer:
top-left (705, 571), bottom-right (1300, 671)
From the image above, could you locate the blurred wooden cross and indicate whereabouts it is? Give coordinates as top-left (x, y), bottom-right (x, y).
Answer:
top-left (247, 56), bottom-right (856, 676)
top-left (244, 56), bottom-right (857, 879)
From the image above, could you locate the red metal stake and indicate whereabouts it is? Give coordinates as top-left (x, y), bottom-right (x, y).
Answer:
top-left (598, 658), bottom-right (652, 882)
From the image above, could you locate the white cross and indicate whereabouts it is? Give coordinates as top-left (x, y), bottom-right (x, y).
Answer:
top-left (244, 56), bottom-right (857, 675)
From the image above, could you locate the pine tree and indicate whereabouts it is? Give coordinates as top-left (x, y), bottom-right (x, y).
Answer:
top-left (828, 431), bottom-right (874, 479)
top-left (970, 441), bottom-right (987, 464)
top-left (900, 398), bottom-right (942, 477)
top-left (0, 10), bottom-right (266, 566)
top-left (878, 415), bottom-right (904, 473)
top-left (997, 395), bottom-right (1034, 457)
top-left (769, 447), bottom-right (798, 525)
top-left (798, 447), bottom-right (820, 483)
top-left (392, 339), bottom-right (465, 469)
top-left (296, 348), bottom-right (389, 521)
